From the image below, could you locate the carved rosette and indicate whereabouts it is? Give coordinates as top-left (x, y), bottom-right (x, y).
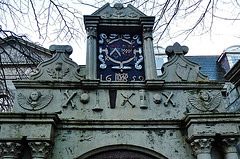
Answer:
top-left (86, 27), bottom-right (97, 38)
top-left (222, 138), bottom-right (238, 154)
top-left (28, 141), bottom-right (53, 159)
top-left (190, 138), bottom-right (214, 156)
top-left (143, 28), bottom-right (153, 39)
top-left (0, 141), bottom-right (22, 158)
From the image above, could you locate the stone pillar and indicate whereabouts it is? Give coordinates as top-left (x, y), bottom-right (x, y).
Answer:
top-left (0, 141), bottom-right (22, 159)
top-left (222, 138), bottom-right (239, 159)
top-left (191, 138), bottom-right (214, 159)
top-left (86, 27), bottom-right (97, 80)
top-left (142, 27), bottom-right (157, 80)
top-left (28, 141), bottom-right (53, 159)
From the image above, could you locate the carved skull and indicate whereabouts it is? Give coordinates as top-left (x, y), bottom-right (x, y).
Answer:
top-left (80, 93), bottom-right (90, 104)
top-left (153, 94), bottom-right (162, 104)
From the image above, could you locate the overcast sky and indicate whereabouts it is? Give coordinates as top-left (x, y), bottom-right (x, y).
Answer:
top-left (2, 1), bottom-right (240, 65)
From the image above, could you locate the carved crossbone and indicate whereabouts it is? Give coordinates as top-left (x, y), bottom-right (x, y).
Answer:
top-left (62, 90), bottom-right (77, 108)
top-left (162, 92), bottom-right (175, 107)
top-left (121, 93), bottom-right (135, 108)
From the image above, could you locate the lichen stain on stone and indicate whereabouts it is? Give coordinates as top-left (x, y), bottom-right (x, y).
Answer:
top-left (153, 130), bottom-right (165, 136)
top-left (147, 130), bottom-right (155, 147)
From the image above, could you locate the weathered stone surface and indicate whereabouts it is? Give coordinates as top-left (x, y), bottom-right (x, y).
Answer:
top-left (28, 141), bottom-right (53, 159)
top-left (2, 3), bottom-right (240, 159)
top-left (159, 42), bottom-right (209, 82)
top-left (52, 129), bottom-right (192, 159)
top-left (30, 45), bottom-right (84, 81)
top-left (0, 141), bottom-right (22, 159)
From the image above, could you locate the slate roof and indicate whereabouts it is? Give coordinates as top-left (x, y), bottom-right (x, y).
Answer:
top-left (186, 56), bottom-right (226, 81)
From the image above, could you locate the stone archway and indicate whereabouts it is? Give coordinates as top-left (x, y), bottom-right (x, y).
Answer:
top-left (78, 145), bottom-right (168, 159)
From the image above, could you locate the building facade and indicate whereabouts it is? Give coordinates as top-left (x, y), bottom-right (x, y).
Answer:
top-left (0, 36), bottom-right (52, 112)
top-left (0, 3), bottom-right (240, 159)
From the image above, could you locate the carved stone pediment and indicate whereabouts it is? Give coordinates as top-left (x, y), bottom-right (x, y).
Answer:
top-left (92, 3), bottom-right (147, 19)
top-left (159, 42), bottom-right (208, 82)
top-left (30, 45), bottom-right (84, 81)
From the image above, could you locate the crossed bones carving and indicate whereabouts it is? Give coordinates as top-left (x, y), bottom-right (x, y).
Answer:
top-left (162, 92), bottom-right (175, 107)
top-left (62, 90), bottom-right (77, 108)
top-left (121, 92), bottom-right (135, 108)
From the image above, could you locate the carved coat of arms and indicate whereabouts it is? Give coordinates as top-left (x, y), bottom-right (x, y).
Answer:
top-left (97, 33), bottom-right (144, 82)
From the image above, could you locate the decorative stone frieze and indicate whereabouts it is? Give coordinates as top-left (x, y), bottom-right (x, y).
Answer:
top-left (28, 141), bottom-right (53, 159)
top-left (190, 138), bottom-right (214, 158)
top-left (0, 141), bottom-right (22, 159)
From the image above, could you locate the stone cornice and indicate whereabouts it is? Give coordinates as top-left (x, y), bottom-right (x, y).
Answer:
top-left (0, 113), bottom-right (60, 127)
top-left (13, 80), bottom-right (225, 90)
top-left (58, 119), bottom-right (182, 130)
top-left (183, 113), bottom-right (240, 142)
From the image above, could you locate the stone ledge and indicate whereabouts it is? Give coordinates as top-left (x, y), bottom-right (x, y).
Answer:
top-left (183, 113), bottom-right (240, 142)
top-left (0, 113), bottom-right (60, 140)
top-left (58, 119), bottom-right (182, 130)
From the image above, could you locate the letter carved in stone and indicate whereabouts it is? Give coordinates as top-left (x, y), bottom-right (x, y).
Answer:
top-left (188, 90), bottom-right (222, 112)
top-left (28, 141), bottom-right (53, 159)
top-left (17, 90), bottom-right (53, 111)
top-left (0, 141), bottom-right (22, 158)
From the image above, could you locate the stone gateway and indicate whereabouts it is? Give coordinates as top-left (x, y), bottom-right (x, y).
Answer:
top-left (0, 3), bottom-right (240, 159)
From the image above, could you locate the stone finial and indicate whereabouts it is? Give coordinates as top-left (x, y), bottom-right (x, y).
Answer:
top-left (165, 42), bottom-right (189, 58)
top-left (114, 3), bottom-right (123, 10)
top-left (49, 45), bottom-right (73, 56)
top-left (159, 42), bottom-right (208, 82)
